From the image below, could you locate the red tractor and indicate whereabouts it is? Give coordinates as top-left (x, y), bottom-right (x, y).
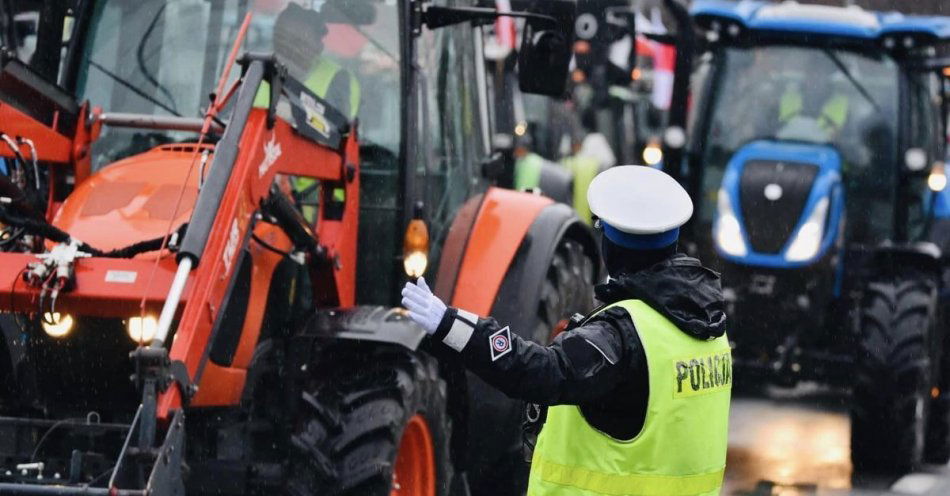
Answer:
top-left (0, 1), bottom-right (598, 494)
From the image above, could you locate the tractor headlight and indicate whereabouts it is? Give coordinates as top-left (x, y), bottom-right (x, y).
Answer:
top-left (928, 163), bottom-right (947, 192)
top-left (127, 315), bottom-right (158, 343)
top-left (42, 312), bottom-right (74, 338)
top-left (642, 142), bottom-right (663, 167)
top-left (785, 197), bottom-right (829, 262)
top-left (714, 189), bottom-right (747, 257)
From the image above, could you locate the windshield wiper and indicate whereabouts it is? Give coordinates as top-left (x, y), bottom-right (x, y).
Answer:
top-left (88, 59), bottom-right (182, 117)
top-left (136, 3), bottom-right (179, 116)
top-left (822, 48), bottom-right (882, 114)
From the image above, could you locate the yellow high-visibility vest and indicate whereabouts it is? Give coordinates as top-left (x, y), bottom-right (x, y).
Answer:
top-left (561, 155), bottom-right (600, 226)
top-left (514, 153), bottom-right (544, 191)
top-left (779, 89), bottom-right (849, 134)
top-left (253, 57), bottom-right (360, 120)
top-left (528, 299), bottom-right (732, 496)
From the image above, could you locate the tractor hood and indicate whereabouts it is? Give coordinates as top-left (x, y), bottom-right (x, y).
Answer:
top-left (53, 144), bottom-right (207, 254)
top-left (715, 140), bottom-right (844, 267)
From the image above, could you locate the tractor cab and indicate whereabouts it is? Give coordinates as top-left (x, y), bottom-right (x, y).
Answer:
top-left (692, 2), bottom-right (946, 262)
top-left (672, 0), bottom-right (950, 473)
top-left (3, 0), bottom-right (574, 303)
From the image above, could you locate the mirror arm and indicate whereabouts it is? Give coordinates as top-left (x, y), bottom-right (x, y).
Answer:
top-left (661, 0), bottom-right (694, 186)
top-left (422, 5), bottom-right (556, 30)
top-left (643, 32), bottom-right (677, 45)
top-left (906, 56), bottom-right (950, 72)
top-left (0, 0), bottom-right (14, 52)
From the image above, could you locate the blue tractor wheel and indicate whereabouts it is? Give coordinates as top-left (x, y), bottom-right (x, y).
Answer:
top-left (851, 269), bottom-right (938, 473)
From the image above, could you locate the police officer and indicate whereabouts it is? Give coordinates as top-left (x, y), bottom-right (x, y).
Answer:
top-left (402, 166), bottom-right (731, 496)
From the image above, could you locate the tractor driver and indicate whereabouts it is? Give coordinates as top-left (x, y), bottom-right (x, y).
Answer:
top-left (402, 166), bottom-right (731, 495)
top-left (253, 2), bottom-right (361, 120)
top-left (254, 2), bottom-right (361, 222)
top-left (776, 53), bottom-right (850, 142)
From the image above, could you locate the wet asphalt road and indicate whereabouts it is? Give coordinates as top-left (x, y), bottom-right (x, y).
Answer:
top-left (725, 384), bottom-right (950, 496)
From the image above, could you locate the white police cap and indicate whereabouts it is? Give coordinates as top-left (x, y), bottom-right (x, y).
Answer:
top-left (587, 166), bottom-right (693, 249)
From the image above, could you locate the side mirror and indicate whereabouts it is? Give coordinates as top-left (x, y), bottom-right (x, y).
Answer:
top-left (423, 2), bottom-right (574, 96)
top-left (518, 21), bottom-right (571, 97)
top-left (480, 151), bottom-right (507, 182)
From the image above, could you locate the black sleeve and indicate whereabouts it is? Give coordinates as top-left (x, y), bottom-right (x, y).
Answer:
top-left (425, 307), bottom-right (627, 406)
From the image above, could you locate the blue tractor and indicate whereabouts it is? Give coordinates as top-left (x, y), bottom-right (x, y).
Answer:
top-left (654, 0), bottom-right (950, 473)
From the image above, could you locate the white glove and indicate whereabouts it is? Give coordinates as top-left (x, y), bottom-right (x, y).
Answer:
top-left (401, 277), bottom-right (447, 335)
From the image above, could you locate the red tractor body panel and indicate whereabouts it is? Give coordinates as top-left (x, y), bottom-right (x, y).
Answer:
top-left (52, 145), bottom-right (206, 253)
top-left (450, 187), bottom-right (552, 316)
top-left (0, 253), bottom-right (189, 317)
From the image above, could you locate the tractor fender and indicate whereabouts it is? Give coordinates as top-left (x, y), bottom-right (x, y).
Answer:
top-left (299, 306), bottom-right (427, 350)
top-left (491, 201), bottom-right (599, 337)
top-left (446, 187), bottom-right (553, 315)
top-left (867, 242), bottom-right (942, 277)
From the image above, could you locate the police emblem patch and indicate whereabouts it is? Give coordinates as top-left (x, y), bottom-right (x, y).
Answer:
top-left (489, 326), bottom-right (512, 362)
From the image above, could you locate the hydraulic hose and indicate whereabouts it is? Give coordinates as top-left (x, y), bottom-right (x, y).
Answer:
top-left (0, 172), bottom-right (41, 220)
top-left (0, 203), bottom-right (186, 258)
top-left (262, 186), bottom-right (325, 259)
top-left (0, 207), bottom-right (78, 246)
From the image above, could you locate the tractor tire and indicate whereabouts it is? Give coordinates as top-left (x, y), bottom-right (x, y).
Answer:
top-left (535, 238), bottom-right (597, 343)
top-left (851, 270), bottom-right (937, 473)
top-left (925, 292), bottom-right (950, 464)
top-left (285, 344), bottom-right (453, 496)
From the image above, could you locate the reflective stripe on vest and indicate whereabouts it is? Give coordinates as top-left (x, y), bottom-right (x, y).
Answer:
top-left (253, 57), bottom-right (360, 119)
top-left (527, 299), bottom-right (732, 496)
top-left (818, 94), bottom-right (848, 133)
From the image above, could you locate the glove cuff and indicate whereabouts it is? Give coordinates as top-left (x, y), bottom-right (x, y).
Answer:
top-left (432, 308), bottom-right (457, 341)
top-left (432, 307), bottom-right (479, 352)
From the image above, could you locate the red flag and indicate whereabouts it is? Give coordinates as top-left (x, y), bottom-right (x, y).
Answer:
top-left (495, 0), bottom-right (516, 50)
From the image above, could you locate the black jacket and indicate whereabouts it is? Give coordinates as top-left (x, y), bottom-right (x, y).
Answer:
top-left (427, 253), bottom-right (727, 440)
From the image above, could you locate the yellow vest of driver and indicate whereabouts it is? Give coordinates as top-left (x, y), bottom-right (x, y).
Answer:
top-left (528, 299), bottom-right (732, 496)
top-left (253, 57), bottom-right (360, 119)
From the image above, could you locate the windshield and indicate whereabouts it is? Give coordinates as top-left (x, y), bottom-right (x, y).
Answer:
top-left (75, 0), bottom-right (400, 169)
top-left (699, 45), bottom-right (900, 239)
top-left (705, 45), bottom-right (898, 154)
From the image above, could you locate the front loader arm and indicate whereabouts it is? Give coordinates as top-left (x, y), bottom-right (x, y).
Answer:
top-left (0, 47), bottom-right (359, 493)
top-left (155, 57), bottom-right (360, 417)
